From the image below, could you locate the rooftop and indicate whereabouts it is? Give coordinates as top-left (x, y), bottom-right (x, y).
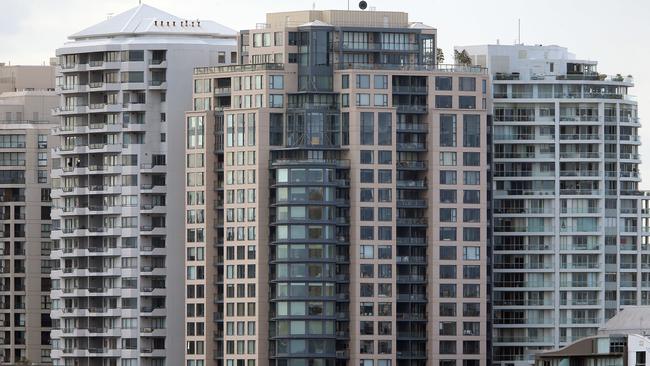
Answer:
top-left (598, 307), bottom-right (650, 336)
top-left (70, 4), bottom-right (236, 40)
top-left (263, 9), bottom-right (434, 30)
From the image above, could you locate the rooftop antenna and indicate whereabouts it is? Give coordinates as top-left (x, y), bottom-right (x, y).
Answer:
top-left (312, 2), bottom-right (316, 9)
top-left (518, 18), bottom-right (521, 44)
top-left (347, 0), bottom-right (350, 10)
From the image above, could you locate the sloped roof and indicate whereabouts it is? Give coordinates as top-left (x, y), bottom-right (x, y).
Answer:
top-left (408, 22), bottom-right (435, 30)
top-left (70, 4), bottom-right (236, 39)
top-left (299, 20), bottom-right (332, 27)
top-left (599, 307), bottom-right (650, 335)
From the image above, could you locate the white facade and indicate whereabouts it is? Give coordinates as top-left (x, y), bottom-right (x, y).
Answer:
top-left (459, 44), bottom-right (646, 366)
top-left (49, 5), bottom-right (236, 366)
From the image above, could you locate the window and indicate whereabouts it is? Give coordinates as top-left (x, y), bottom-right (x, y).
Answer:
top-left (360, 207), bottom-right (374, 221)
top-left (440, 341), bottom-right (457, 354)
top-left (360, 264), bottom-right (374, 278)
top-left (463, 115), bottom-right (480, 147)
top-left (440, 265), bottom-right (456, 279)
top-left (463, 341), bottom-right (480, 355)
top-left (459, 77), bottom-right (476, 91)
top-left (269, 94), bottom-right (284, 108)
top-left (463, 303), bottom-right (480, 316)
top-left (374, 75), bottom-right (388, 89)
top-left (439, 321), bottom-right (457, 335)
top-left (378, 226), bottom-right (391, 240)
top-left (459, 96), bottom-right (476, 109)
top-left (440, 115), bottom-right (457, 147)
top-left (463, 228), bottom-right (480, 242)
top-left (378, 170), bottom-right (391, 183)
top-left (440, 284), bottom-right (456, 297)
top-left (440, 170), bottom-right (457, 185)
top-left (378, 208), bottom-right (392, 221)
top-left (360, 226), bottom-right (374, 240)
top-left (360, 112), bottom-right (374, 145)
top-left (463, 266), bottom-right (480, 279)
top-left (378, 188), bottom-right (391, 202)
top-left (463, 190), bottom-right (480, 204)
top-left (360, 188), bottom-right (374, 202)
top-left (435, 95), bottom-right (453, 108)
top-left (463, 171), bottom-right (480, 185)
top-left (356, 93), bottom-right (370, 106)
top-left (440, 152), bottom-right (457, 166)
top-left (440, 303), bottom-right (456, 316)
top-left (360, 169), bottom-right (374, 183)
top-left (440, 208), bottom-right (457, 222)
top-left (269, 75), bottom-right (284, 89)
top-left (463, 152), bottom-right (480, 166)
top-left (463, 284), bottom-right (480, 298)
top-left (360, 150), bottom-right (373, 164)
top-left (435, 77), bottom-right (453, 91)
top-left (440, 246), bottom-right (456, 260)
top-left (374, 94), bottom-right (388, 107)
top-left (357, 75), bottom-right (370, 88)
top-left (440, 189), bottom-right (456, 203)
top-left (378, 151), bottom-right (391, 164)
top-left (342, 75), bottom-right (350, 89)
top-left (463, 209), bottom-right (480, 223)
top-left (378, 113), bottom-right (391, 145)
top-left (360, 245), bottom-right (374, 259)
top-left (440, 227), bottom-right (456, 241)
top-left (463, 246), bottom-right (480, 260)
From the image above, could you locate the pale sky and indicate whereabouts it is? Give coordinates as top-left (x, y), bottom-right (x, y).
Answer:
top-left (2, 0), bottom-right (650, 186)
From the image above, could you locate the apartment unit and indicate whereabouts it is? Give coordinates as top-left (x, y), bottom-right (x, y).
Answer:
top-left (186, 10), bottom-right (490, 366)
top-left (49, 4), bottom-right (236, 366)
top-left (459, 44), bottom-right (649, 365)
top-left (0, 89), bottom-right (58, 365)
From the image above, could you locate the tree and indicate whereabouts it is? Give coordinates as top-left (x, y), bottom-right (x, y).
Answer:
top-left (436, 48), bottom-right (445, 64)
top-left (454, 49), bottom-right (472, 66)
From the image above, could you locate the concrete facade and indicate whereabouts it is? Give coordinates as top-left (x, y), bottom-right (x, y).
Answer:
top-left (48, 4), bottom-right (236, 366)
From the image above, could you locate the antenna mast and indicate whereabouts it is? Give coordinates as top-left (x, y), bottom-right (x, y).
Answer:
top-left (518, 19), bottom-right (521, 44)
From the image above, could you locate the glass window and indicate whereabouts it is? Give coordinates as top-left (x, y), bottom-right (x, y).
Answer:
top-left (360, 169), bottom-right (374, 183)
top-left (440, 171), bottom-right (457, 185)
top-left (463, 209), bottom-right (480, 223)
top-left (463, 228), bottom-right (480, 242)
top-left (440, 189), bottom-right (456, 203)
top-left (360, 150), bottom-right (373, 164)
top-left (378, 169), bottom-right (391, 183)
top-left (463, 246), bottom-right (480, 260)
top-left (378, 113), bottom-right (391, 145)
top-left (459, 96), bottom-right (476, 109)
top-left (463, 171), bottom-right (480, 185)
top-left (435, 76), bottom-right (453, 91)
top-left (378, 151), bottom-right (391, 164)
top-left (440, 114), bottom-right (457, 147)
top-left (440, 208), bottom-right (457, 222)
top-left (440, 227), bottom-right (456, 241)
top-left (439, 152), bottom-right (457, 166)
top-left (435, 95), bottom-right (453, 108)
top-left (463, 115), bottom-right (480, 147)
top-left (357, 75), bottom-right (370, 88)
top-left (356, 93), bottom-right (370, 106)
top-left (374, 75), bottom-right (388, 89)
top-left (342, 75), bottom-right (349, 89)
top-left (459, 77), bottom-right (476, 91)
top-left (440, 246), bottom-right (456, 260)
top-left (360, 112), bottom-right (374, 145)
top-left (374, 94), bottom-right (388, 107)
top-left (463, 190), bottom-right (480, 204)
top-left (463, 152), bottom-right (480, 166)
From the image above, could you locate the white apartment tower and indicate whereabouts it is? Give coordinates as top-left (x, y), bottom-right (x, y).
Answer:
top-left (49, 5), bottom-right (236, 366)
top-left (460, 44), bottom-right (647, 365)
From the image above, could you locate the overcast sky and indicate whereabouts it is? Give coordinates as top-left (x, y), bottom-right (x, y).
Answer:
top-left (3, 0), bottom-right (650, 186)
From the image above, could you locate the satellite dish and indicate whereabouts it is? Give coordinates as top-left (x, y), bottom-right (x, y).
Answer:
top-left (359, 1), bottom-right (367, 10)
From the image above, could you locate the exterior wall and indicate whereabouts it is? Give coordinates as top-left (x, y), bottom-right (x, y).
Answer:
top-left (0, 66), bottom-right (56, 93)
top-left (0, 91), bottom-right (58, 365)
top-left (49, 21), bottom-right (235, 366)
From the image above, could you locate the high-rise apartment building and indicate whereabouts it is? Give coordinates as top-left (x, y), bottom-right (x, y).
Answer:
top-left (49, 5), bottom-right (236, 366)
top-left (0, 87), bottom-right (58, 365)
top-left (460, 44), bottom-right (648, 365)
top-left (186, 10), bottom-right (490, 366)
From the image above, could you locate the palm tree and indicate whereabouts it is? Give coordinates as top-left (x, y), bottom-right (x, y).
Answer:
top-left (436, 48), bottom-right (445, 64)
top-left (454, 49), bottom-right (472, 66)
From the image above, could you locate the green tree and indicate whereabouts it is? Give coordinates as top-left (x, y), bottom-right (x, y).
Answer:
top-left (454, 49), bottom-right (472, 66)
top-left (436, 48), bottom-right (445, 64)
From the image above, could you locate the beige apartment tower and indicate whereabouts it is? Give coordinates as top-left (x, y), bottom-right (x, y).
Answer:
top-left (0, 85), bottom-right (58, 365)
top-left (185, 10), bottom-right (490, 366)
